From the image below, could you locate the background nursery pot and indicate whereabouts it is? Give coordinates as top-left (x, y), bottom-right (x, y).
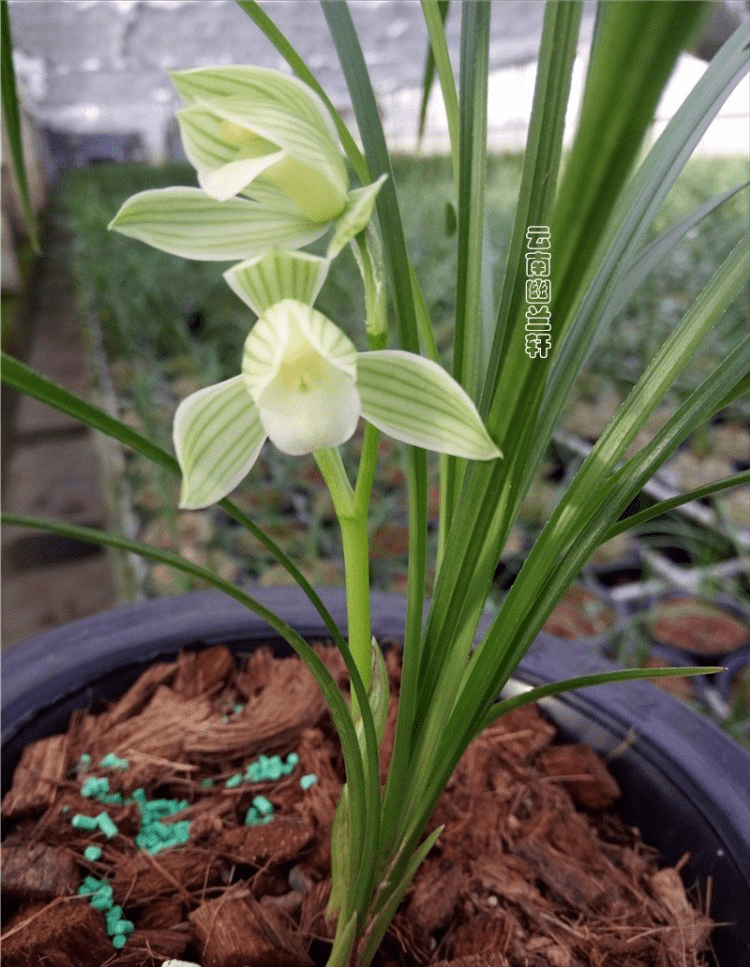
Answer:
top-left (3, 587), bottom-right (750, 966)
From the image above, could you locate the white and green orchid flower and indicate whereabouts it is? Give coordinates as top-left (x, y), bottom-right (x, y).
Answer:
top-left (174, 296), bottom-right (501, 509)
top-left (172, 65), bottom-right (348, 218)
top-left (108, 66), bottom-right (385, 262)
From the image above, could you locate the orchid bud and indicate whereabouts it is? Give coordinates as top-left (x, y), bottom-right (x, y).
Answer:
top-left (171, 66), bottom-right (349, 221)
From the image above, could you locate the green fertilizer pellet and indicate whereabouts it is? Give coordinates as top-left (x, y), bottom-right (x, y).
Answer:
top-left (72, 814), bottom-right (99, 830)
top-left (81, 777), bottom-right (109, 798)
top-left (96, 812), bottom-right (119, 839)
top-left (252, 795), bottom-right (273, 816)
top-left (100, 753), bottom-right (130, 770)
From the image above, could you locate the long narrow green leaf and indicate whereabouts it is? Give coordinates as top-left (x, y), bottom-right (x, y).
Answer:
top-left (475, 665), bottom-right (724, 736)
top-left (537, 19), bottom-right (749, 457)
top-left (438, 1), bottom-right (491, 540)
top-left (401, 334), bottom-right (747, 856)
top-left (483, 234), bottom-right (748, 683)
top-left (0, 351), bottom-right (347, 654)
top-left (417, 19), bottom-right (750, 728)
top-left (326, 911), bottom-right (358, 967)
top-left (358, 826), bottom-right (442, 967)
top-left (469, 337), bottom-right (750, 748)
top-left (415, 0), bottom-right (583, 743)
top-left (479, 0), bottom-right (582, 416)
top-left (320, 1), bottom-right (419, 356)
top-left (602, 469), bottom-right (750, 542)
top-left (608, 182), bottom-right (749, 321)
top-left (417, 1), bottom-right (452, 157)
top-left (453, 0), bottom-right (490, 401)
top-left (1, 0), bottom-right (38, 251)
top-left (401, 245), bottom-right (749, 860)
top-left (551, 1), bottom-right (709, 329)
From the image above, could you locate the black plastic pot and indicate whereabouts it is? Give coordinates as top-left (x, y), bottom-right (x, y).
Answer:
top-left (3, 588), bottom-right (749, 966)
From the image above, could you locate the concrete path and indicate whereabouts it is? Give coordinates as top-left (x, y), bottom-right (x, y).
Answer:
top-left (2, 224), bottom-right (118, 649)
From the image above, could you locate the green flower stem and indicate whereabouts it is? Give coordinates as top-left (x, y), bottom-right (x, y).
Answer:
top-left (354, 421), bottom-right (381, 518)
top-left (314, 448), bottom-right (372, 694)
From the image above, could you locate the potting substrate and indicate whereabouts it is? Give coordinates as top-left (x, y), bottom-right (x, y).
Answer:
top-left (1, 642), bottom-right (721, 967)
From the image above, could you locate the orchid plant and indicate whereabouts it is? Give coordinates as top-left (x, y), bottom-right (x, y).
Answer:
top-left (3, 1), bottom-right (749, 965)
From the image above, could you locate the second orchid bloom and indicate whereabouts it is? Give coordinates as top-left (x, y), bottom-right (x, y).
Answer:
top-left (174, 252), bottom-right (501, 509)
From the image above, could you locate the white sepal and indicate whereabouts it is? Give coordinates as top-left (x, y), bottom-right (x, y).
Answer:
top-left (357, 351), bottom-right (502, 460)
top-left (108, 187), bottom-right (327, 261)
top-left (173, 376), bottom-right (266, 509)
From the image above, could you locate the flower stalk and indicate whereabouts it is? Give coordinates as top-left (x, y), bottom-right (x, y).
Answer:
top-left (314, 447), bottom-right (373, 693)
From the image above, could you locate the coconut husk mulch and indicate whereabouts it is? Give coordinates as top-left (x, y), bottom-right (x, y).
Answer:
top-left (1, 642), bottom-right (715, 967)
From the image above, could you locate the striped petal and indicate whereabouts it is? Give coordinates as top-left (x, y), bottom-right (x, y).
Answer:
top-left (170, 66), bottom-right (337, 141)
top-left (108, 187), bottom-right (326, 261)
top-left (195, 95), bottom-right (348, 220)
top-left (177, 105), bottom-right (287, 202)
top-left (224, 250), bottom-right (329, 316)
top-left (176, 104), bottom-right (269, 174)
top-left (357, 351), bottom-right (502, 460)
top-left (173, 375), bottom-right (266, 509)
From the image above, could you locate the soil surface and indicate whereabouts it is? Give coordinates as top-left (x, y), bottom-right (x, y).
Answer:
top-left (1, 643), bottom-right (715, 967)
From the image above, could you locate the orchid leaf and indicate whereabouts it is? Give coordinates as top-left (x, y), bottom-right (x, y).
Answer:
top-left (602, 468), bottom-right (750, 541)
top-left (418, 1), bottom-right (454, 163)
top-left (607, 181), bottom-right (749, 320)
top-left (1, 0), bottom-right (38, 251)
top-left (172, 375), bottom-right (266, 509)
top-left (357, 351), bottom-right (501, 460)
top-left (476, 666), bottom-right (725, 735)
top-left (326, 911), bottom-right (358, 967)
top-left (224, 249), bottom-right (329, 315)
top-left (108, 187), bottom-right (326, 260)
